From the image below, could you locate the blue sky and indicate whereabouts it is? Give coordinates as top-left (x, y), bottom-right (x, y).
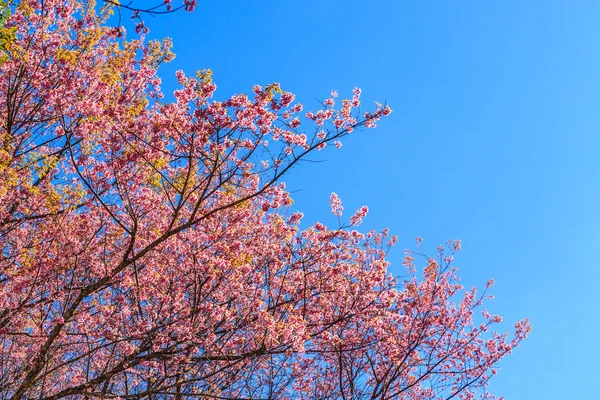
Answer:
top-left (144, 1), bottom-right (600, 398)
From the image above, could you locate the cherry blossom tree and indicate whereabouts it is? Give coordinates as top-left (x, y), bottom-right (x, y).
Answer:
top-left (0, 1), bottom-right (529, 399)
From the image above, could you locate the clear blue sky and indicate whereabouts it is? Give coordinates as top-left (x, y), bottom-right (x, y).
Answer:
top-left (145, 1), bottom-right (600, 398)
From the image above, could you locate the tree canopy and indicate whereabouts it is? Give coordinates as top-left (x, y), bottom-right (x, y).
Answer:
top-left (0, 1), bottom-right (529, 398)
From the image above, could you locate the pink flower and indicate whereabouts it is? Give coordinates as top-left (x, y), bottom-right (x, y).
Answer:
top-left (350, 206), bottom-right (368, 226)
top-left (184, 0), bottom-right (197, 11)
top-left (330, 192), bottom-right (344, 216)
top-left (288, 212), bottom-right (303, 224)
top-left (175, 70), bottom-right (186, 83)
top-left (280, 92), bottom-right (295, 107)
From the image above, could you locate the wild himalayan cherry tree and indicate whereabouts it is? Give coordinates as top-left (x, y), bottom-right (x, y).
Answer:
top-left (0, 1), bottom-right (530, 399)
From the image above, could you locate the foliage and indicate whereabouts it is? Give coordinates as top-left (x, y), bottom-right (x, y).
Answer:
top-left (0, 1), bottom-right (529, 399)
